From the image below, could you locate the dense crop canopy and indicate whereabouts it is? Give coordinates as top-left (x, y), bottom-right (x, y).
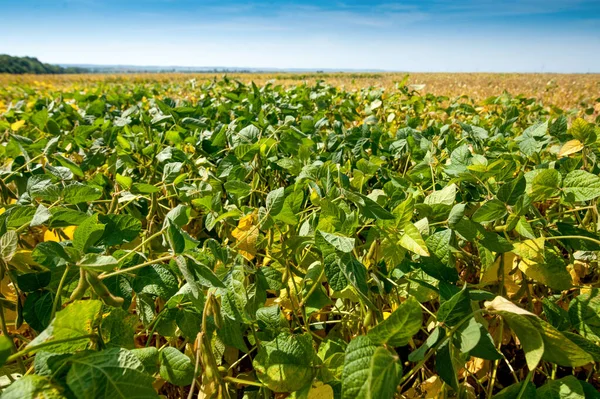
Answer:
top-left (0, 76), bottom-right (599, 398)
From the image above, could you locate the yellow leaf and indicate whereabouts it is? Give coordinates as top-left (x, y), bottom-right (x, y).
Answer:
top-left (460, 357), bottom-right (487, 379)
top-left (64, 225), bottom-right (76, 240)
top-left (403, 376), bottom-right (443, 399)
top-left (307, 382), bottom-right (334, 399)
top-left (558, 139), bottom-right (584, 157)
top-left (1, 277), bottom-right (18, 331)
top-left (277, 275), bottom-right (303, 312)
top-left (568, 261), bottom-right (588, 286)
top-left (44, 230), bottom-right (60, 242)
top-left (232, 214), bottom-right (258, 260)
top-left (513, 238), bottom-right (573, 291)
top-left (480, 252), bottom-right (520, 297)
top-left (10, 120), bottom-right (25, 131)
top-left (44, 226), bottom-right (76, 242)
top-left (512, 237), bottom-right (545, 261)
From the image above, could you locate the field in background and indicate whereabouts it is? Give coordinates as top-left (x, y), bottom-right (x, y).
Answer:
top-left (1, 72), bottom-right (599, 112)
top-left (1, 72), bottom-right (600, 398)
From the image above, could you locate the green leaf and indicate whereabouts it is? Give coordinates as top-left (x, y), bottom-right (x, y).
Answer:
top-left (455, 317), bottom-right (482, 353)
top-left (253, 333), bottom-right (317, 393)
top-left (342, 189), bottom-right (395, 220)
top-left (131, 183), bottom-right (161, 194)
top-left (0, 230), bottom-right (18, 262)
top-left (536, 376), bottom-right (585, 399)
top-left (30, 204), bottom-right (52, 227)
top-left (73, 215), bottom-right (105, 253)
top-left (569, 118), bottom-right (596, 144)
top-left (562, 170), bottom-right (600, 202)
top-left (55, 155), bottom-right (84, 178)
top-left (6, 205), bottom-right (36, 229)
top-left (323, 253), bottom-right (348, 292)
top-left (515, 216), bottom-right (536, 239)
top-left (438, 287), bottom-right (471, 327)
top-left (569, 288), bottom-right (600, 341)
top-left (486, 296), bottom-right (593, 368)
top-left (0, 335), bottom-right (13, 368)
top-left (422, 229), bottom-right (458, 281)
top-left (78, 254), bottom-right (119, 272)
top-left (63, 183), bottom-right (102, 205)
top-left (367, 347), bottom-right (402, 399)
top-left (27, 300), bottom-right (102, 354)
top-left (132, 264), bottom-right (178, 299)
top-left (516, 121), bottom-right (550, 156)
top-left (339, 254), bottom-right (369, 298)
top-left (224, 180), bottom-right (252, 198)
top-left (492, 381), bottom-right (536, 399)
top-left (318, 231), bottom-right (355, 253)
top-left (67, 348), bottom-right (159, 398)
top-left (435, 340), bottom-right (459, 391)
top-left (468, 325), bottom-right (503, 360)
top-left (5, 206), bottom-right (36, 228)
top-left (131, 347), bottom-right (159, 374)
top-left (485, 297), bottom-right (544, 370)
top-left (392, 197), bottom-right (415, 228)
top-left (266, 187), bottom-right (286, 215)
top-left (184, 255), bottom-right (225, 289)
top-left (399, 223), bottom-right (429, 256)
top-left (472, 199), bottom-right (507, 223)
top-left (32, 242), bottom-right (71, 268)
top-left (0, 375), bottom-right (67, 399)
top-left (159, 347), bottom-right (195, 387)
top-left (514, 241), bottom-right (572, 291)
top-left (561, 332), bottom-right (600, 363)
top-left (580, 380), bottom-right (600, 399)
top-left (116, 174), bottom-right (133, 189)
top-left (368, 296), bottom-right (422, 346)
top-left (424, 184), bottom-right (457, 206)
top-left (479, 230), bottom-right (513, 253)
top-left (99, 214), bottom-right (142, 246)
top-left (162, 161), bottom-right (183, 183)
top-left (542, 298), bottom-right (571, 331)
top-left (497, 175), bottom-right (526, 206)
top-left (29, 177), bottom-right (61, 202)
top-left (165, 220), bottom-right (185, 254)
top-left (530, 169), bottom-right (561, 202)
top-left (164, 204), bottom-right (190, 228)
top-left (48, 208), bottom-right (88, 228)
top-left (23, 290), bottom-right (54, 332)
top-left (17, 271), bottom-right (51, 292)
top-left (341, 336), bottom-right (402, 399)
top-left (101, 308), bottom-right (138, 349)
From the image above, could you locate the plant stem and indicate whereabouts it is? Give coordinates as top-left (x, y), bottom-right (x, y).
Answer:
top-left (399, 309), bottom-right (486, 387)
top-left (546, 235), bottom-right (600, 247)
top-left (1, 154), bottom-right (44, 182)
top-left (7, 334), bottom-right (96, 363)
top-left (99, 255), bottom-right (174, 279)
top-left (51, 265), bottom-right (70, 319)
top-left (516, 370), bottom-right (534, 399)
top-left (187, 334), bottom-right (202, 399)
top-left (223, 376), bottom-right (264, 388)
top-left (117, 228), bottom-right (166, 262)
top-left (0, 305), bottom-right (25, 374)
top-left (298, 265), bottom-right (325, 308)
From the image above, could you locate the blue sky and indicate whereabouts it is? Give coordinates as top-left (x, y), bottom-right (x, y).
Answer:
top-left (1, 0), bottom-right (599, 72)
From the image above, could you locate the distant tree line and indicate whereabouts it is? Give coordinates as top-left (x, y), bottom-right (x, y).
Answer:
top-left (0, 55), bottom-right (88, 74)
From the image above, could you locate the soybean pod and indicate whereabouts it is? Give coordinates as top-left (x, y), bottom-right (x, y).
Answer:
top-left (85, 270), bottom-right (125, 308)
